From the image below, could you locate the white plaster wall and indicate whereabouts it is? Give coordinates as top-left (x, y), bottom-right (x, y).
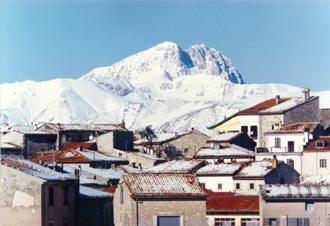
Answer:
top-left (265, 133), bottom-right (306, 153)
top-left (302, 152), bottom-right (330, 176)
top-left (233, 179), bottom-right (264, 195)
top-left (197, 176), bottom-right (234, 192)
top-left (96, 132), bottom-right (114, 153)
top-left (239, 115), bottom-right (261, 146)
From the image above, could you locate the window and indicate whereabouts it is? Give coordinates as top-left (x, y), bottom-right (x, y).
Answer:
top-left (287, 159), bottom-right (294, 169)
top-left (199, 183), bottom-right (206, 189)
top-left (288, 141), bottom-right (294, 152)
top-left (250, 126), bottom-right (258, 138)
top-left (249, 183), bottom-right (255, 190)
top-left (214, 218), bottom-right (235, 226)
top-left (218, 184), bottom-right (222, 190)
top-left (275, 138), bottom-right (281, 148)
top-left (235, 183), bottom-right (241, 190)
top-left (241, 126), bottom-right (248, 134)
top-left (157, 216), bottom-right (180, 226)
top-left (305, 202), bottom-right (314, 211)
top-left (320, 159), bottom-right (327, 168)
top-left (269, 219), bottom-right (277, 226)
top-left (287, 218), bottom-right (309, 226)
top-left (184, 148), bottom-right (188, 153)
top-left (241, 218), bottom-right (260, 226)
top-left (63, 186), bottom-right (69, 206)
top-left (48, 187), bottom-right (54, 206)
top-left (316, 141), bottom-right (325, 148)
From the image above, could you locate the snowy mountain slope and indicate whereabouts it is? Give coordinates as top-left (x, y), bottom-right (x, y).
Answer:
top-left (81, 41), bottom-right (244, 87)
top-left (1, 76), bottom-right (319, 135)
top-left (1, 42), bottom-right (329, 135)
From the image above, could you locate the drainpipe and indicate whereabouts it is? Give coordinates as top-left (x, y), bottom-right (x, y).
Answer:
top-left (136, 197), bottom-right (139, 226)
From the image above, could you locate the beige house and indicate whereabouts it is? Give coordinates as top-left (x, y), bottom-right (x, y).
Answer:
top-left (113, 174), bottom-right (207, 226)
top-left (302, 136), bottom-right (330, 176)
top-left (260, 184), bottom-right (330, 226)
top-left (208, 91), bottom-right (320, 148)
top-left (1, 158), bottom-right (79, 226)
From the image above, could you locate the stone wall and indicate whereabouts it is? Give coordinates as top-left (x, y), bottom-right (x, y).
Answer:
top-left (1, 165), bottom-right (44, 226)
top-left (114, 181), bottom-right (207, 226)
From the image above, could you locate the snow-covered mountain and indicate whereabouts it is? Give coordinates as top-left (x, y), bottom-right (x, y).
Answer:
top-left (81, 41), bottom-right (244, 87)
top-left (1, 42), bottom-right (329, 135)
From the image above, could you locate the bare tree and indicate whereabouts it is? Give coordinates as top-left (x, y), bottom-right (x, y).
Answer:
top-left (139, 125), bottom-right (157, 146)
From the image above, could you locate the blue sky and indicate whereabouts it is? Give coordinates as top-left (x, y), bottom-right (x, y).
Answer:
top-left (1, 1), bottom-right (330, 91)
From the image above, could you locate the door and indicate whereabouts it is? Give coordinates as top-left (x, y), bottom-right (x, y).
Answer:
top-left (288, 141), bottom-right (294, 152)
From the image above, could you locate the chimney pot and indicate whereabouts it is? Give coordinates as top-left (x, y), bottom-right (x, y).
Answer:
top-left (276, 95), bottom-right (280, 105)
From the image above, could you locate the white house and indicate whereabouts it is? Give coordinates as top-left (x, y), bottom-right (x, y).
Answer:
top-left (256, 122), bottom-right (325, 174)
top-left (195, 163), bottom-right (243, 192)
top-left (302, 136), bottom-right (330, 176)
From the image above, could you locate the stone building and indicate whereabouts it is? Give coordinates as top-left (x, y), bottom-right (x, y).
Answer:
top-left (113, 174), bottom-right (208, 226)
top-left (260, 184), bottom-right (330, 226)
top-left (36, 123), bottom-right (130, 150)
top-left (1, 158), bottom-right (79, 226)
top-left (134, 129), bottom-right (210, 159)
top-left (1, 130), bottom-right (57, 159)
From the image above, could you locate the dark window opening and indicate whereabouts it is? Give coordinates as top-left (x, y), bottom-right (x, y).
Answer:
top-left (48, 187), bottom-right (54, 206)
top-left (250, 126), bottom-right (258, 138)
top-left (241, 126), bottom-right (248, 134)
top-left (63, 186), bottom-right (69, 206)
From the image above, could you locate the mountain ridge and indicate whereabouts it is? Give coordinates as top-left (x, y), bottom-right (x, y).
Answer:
top-left (1, 42), bottom-right (328, 134)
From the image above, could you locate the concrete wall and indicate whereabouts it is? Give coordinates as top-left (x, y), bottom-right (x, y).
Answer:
top-left (320, 108), bottom-right (330, 129)
top-left (1, 164), bottom-right (44, 226)
top-left (261, 200), bottom-right (330, 226)
top-left (283, 97), bottom-right (320, 125)
top-left (302, 151), bottom-right (330, 176)
top-left (97, 132), bottom-right (114, 153)
top-left (114, 183), bottom-right (207, 226)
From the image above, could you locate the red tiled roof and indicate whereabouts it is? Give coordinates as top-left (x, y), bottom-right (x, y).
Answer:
top-left (206, 190), bottom-right (259, 213)
top-left (239, 98), bottom-right (291, 115)
top-left (62, 142), bottom-right (96, 151)
top-left (102, 185), bottom-right (117, 194)
top-left (304, 136), bottom-right (330, 152)
top-left (33, 149), bottom-right (91, 163)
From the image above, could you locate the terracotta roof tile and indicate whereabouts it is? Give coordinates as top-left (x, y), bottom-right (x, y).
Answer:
top-left (304, 136), bottom-right (330, 152)
top-left (239, 98), bottom-right (291, 115)
top-left (123, 174), bottom-right (206, 198)
top-left (206, 190), bottom-right (259, 213)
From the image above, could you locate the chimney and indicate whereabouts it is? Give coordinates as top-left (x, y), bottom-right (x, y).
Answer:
top-left (272, 155), bottom-right (278, 169)
top-left (74, 168), bottom-right (80, 179)
top-left (303, 88), bottom-right (310, 101)
top-left (276, 95), bottom-right (280, 105)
